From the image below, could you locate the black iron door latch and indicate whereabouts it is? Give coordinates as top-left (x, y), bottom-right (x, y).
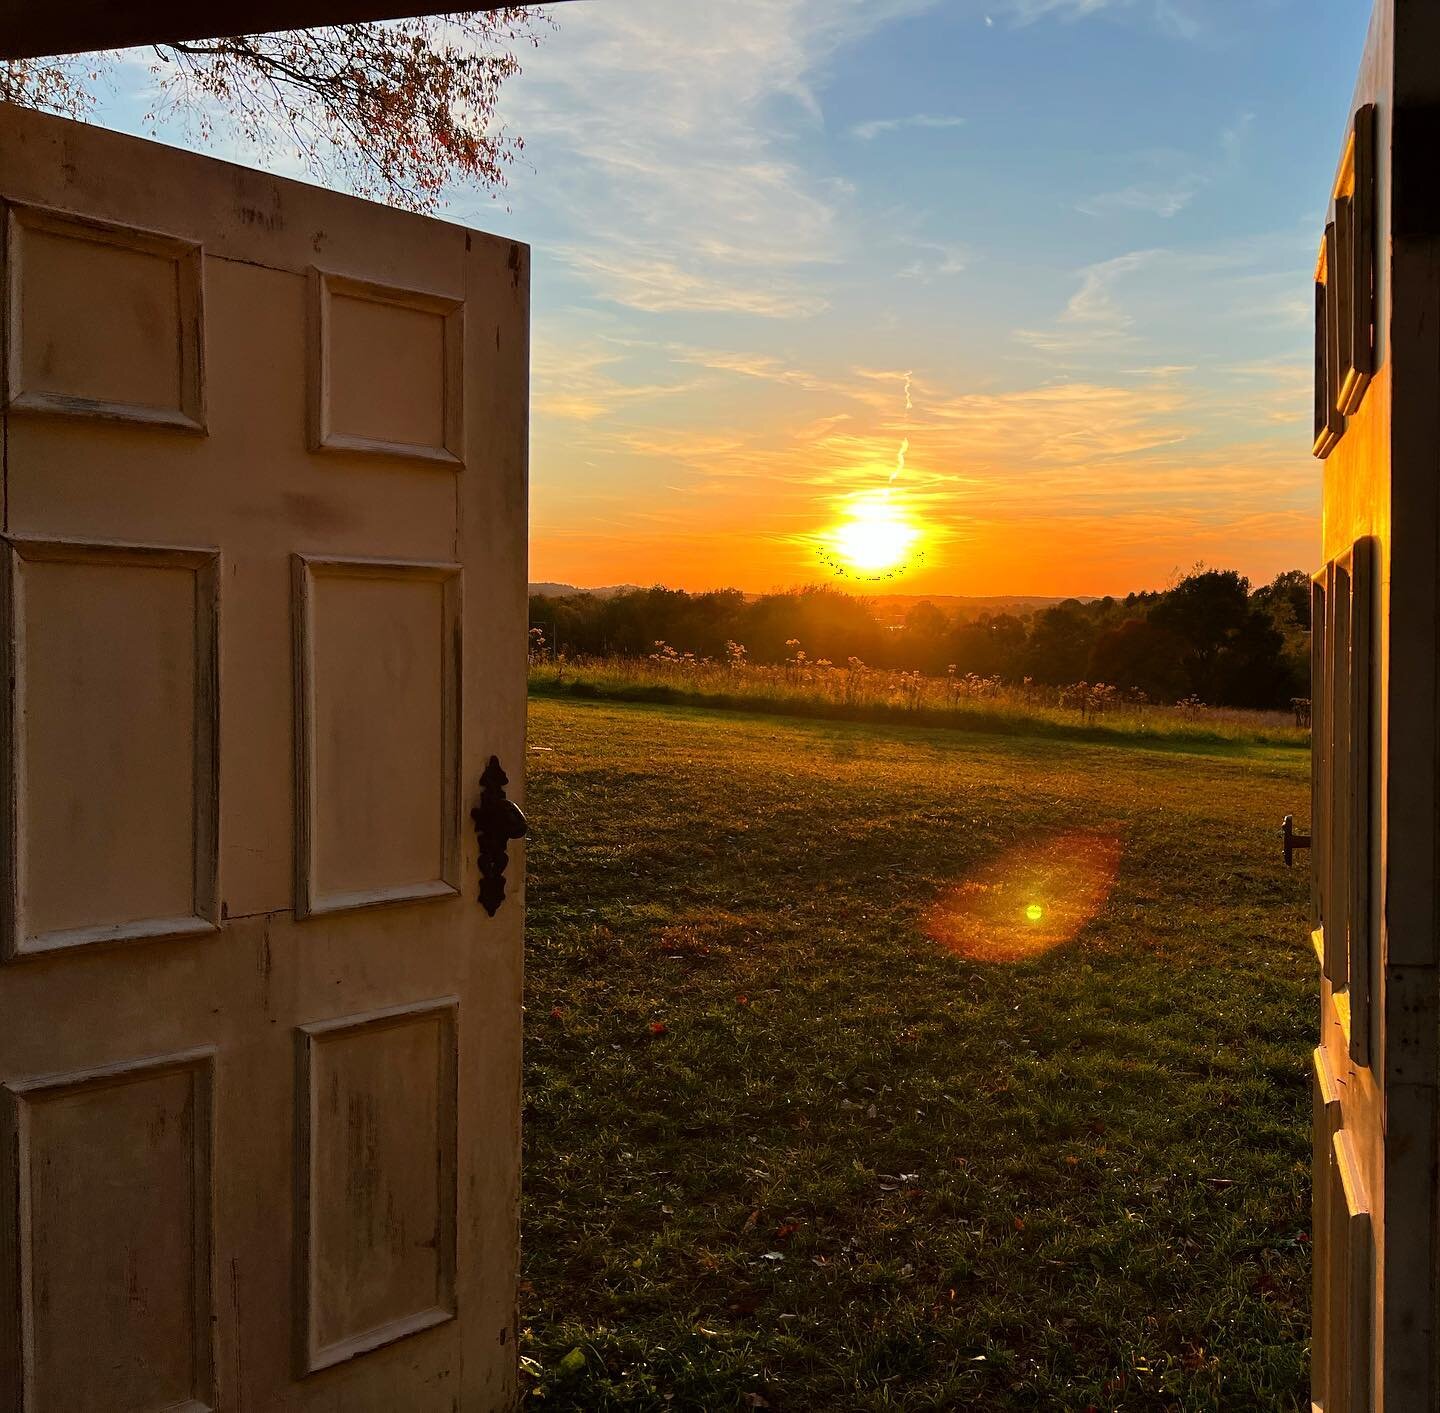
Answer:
top-left (472, 755), bottom-right (528, 916)
top-left (1281, 814), bottom-right (1311, 868)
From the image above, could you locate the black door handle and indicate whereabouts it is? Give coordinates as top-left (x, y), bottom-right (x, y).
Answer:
top-left (472, 756), bottom-right (527, 916)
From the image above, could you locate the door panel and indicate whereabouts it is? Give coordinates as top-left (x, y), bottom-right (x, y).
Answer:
top-left (3, 537), bottom-right (221, 956)
top-left (0, 101), bottom-right (526, 1410)
top-left (297, 999), bottom-right (458, 1374)
top-left (9, 1048), bottom-right (216, 1412)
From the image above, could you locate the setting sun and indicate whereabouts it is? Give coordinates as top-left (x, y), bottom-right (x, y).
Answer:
top-left (825, 493), bottom-right (924, 579)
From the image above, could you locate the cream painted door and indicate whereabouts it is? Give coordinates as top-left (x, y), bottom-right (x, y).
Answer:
top-left (0, 103), bottom-right (527, 1410)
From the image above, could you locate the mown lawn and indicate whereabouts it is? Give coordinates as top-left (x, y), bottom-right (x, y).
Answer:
top-left (521, 696), bottom-right (1314, 1411)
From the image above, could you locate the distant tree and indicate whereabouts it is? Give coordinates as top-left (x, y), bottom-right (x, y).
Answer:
top-left (1022, 601), bottom-right (1097, 685)
top-left (1251, 569), bottom-right (1312, 705)
top-left (528, 567), bottom-right (1310, 712)
top-left (900, 600), bottom-right (952, 674)
top-left (1087, 619), bottom-right (1189, 701)
top-left (1149, 569), bottom-right (1255, 700)
top-left (1253, 569), bottom-right (1311, 633)
top-left (744, 587), bottom-right (885, 665)
top-left (2, 10), bottom-right (545, 212)
top-left (949, 612), bottom-right (1027, 679)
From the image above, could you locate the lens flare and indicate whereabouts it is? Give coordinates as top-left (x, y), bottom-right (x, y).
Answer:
top-left (924, 830), bottom-right (1123, 963)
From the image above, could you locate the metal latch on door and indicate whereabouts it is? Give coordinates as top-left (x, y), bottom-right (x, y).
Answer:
top-left (1281, 814), bottom-right (1311, 868)
top-left (473, 756), bottom-right (528, 916)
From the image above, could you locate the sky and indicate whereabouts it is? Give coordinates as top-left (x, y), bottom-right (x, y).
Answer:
top-left (98, 0), bottom-right (1373, 597)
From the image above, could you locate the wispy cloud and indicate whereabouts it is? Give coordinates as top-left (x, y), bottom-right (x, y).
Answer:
top-left (850, 113), bottom-right (966, 141)
top-left (1078, 112), bottom-right (1254, 220)
top-left (1015, 251), bottom-right (1159, 355)
top-left (1004, 0), bottom-right (1201, 40)
top-left (896, 237), bottom-right (970, 279)
top-left (500, 0), bottom-right (939, 318)
top-left (532, 335), bottom-right (700, 422)
top-left (1078, 182), bottom-right (1201, 219)
top-left (1015, 232), bottom-right (1312, 362)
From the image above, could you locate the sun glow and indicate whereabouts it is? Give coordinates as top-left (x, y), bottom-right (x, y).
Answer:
top-left (824, 492), bottom-right (924, 579)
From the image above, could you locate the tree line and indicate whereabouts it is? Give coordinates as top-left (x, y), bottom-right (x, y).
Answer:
top-left (531, 568), bottom-right (1312, 711)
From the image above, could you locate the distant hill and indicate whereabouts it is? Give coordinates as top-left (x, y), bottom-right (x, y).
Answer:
top-left (862, 593), bottom-right (1095, 627)
top-left (529, 583), bottom-right (1096, 624)
top-left (529, 582), bottom-right (644, 600)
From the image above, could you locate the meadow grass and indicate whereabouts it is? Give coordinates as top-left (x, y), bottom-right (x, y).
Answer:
top-left (529, 658), bottom-right (1309, 752)
top-left (522, 696), bottom-right (1314, 1410)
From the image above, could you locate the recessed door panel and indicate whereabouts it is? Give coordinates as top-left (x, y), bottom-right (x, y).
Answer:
top-left (2, 539), bottom-right (219, 957)
top-left (298, 1001), bottom-right (458, 1373)
top-left (293, 557), bottom-right (461, 916)
top-left (4, 1051), bottom-right (214, 1412)
top-left (5, 205), bottom-right (205, 430)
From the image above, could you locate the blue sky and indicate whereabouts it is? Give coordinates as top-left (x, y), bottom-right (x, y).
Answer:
top-left (97, 0), bottom-right (1374, 595)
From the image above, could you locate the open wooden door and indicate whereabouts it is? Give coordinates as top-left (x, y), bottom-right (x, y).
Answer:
top-left (1307, 4), bottom-right (1440, 1409)
top-left (0, 102), bottom-right (527, 1409)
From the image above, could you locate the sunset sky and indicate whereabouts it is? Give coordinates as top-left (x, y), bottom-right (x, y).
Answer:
top-left (103, 1), bottom-right (1372, 597)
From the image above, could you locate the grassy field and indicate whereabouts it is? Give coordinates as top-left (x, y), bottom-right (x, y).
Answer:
top-left (529, 658), bottom-right (1309, 752)
top-left (521, 696), bottom-right (1315, 1411)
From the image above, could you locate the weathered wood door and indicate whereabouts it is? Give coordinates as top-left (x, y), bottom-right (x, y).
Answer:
top-left (0, 102), bottom-right (527, 1410)
top-left (1308, 4), bottom-right (1440, 1409)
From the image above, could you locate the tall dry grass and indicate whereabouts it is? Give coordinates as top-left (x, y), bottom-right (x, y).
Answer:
top-left (528, 636), bottom-right (1309, 749)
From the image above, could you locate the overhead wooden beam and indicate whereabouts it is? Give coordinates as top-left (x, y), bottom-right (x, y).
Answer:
top-left (0, 1), bottom-right (554, 61)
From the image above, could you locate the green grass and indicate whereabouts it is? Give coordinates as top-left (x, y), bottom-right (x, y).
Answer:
top-left (522, 696), bottom-right (1315, 1411)
top-left (530, 660), bottom-right (1310, 753)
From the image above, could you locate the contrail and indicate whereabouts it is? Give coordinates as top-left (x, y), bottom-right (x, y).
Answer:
top-left (889, 371), bottom-right (913, 484)
top-left (891, 437), bottom-right (909, 483)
